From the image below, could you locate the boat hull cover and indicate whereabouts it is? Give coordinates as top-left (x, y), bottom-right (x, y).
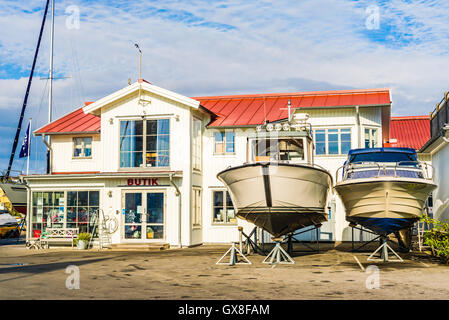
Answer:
top-left (217, 163), bottom-right (333, 237)
top-left (335, 178), bottom-right (436, 235)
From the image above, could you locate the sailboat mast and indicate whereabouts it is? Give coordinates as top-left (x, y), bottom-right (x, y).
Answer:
top-left (3, 0), bottom-right (50, 181)
top-left (46, 0), bottom-right (55, 173)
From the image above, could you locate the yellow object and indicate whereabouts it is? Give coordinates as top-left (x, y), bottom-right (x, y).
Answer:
top-left (0, 189), bottom-right (21, 216)
top-left (0, 226), bottom-right (16, 238)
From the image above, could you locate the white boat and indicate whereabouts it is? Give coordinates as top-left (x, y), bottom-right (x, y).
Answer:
top-left (334, 148), bottom-right (436, 261)
top-left (0, 180), bottom-right (27, 215)
top-left (335, 148), bottom-right (436, 235)
top-left (217, 114), bottom-right (333, 238)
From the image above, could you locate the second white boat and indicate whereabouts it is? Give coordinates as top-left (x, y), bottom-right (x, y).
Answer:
top-left (217, 114), bottom-right (333, 238)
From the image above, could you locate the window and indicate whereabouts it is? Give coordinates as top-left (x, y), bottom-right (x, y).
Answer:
top-left (251, 138), bottom-right (304, 162)
top-left (120, 119), bottom-right (170, 168)
top-left (31, 192), bottom-right (65, 237)
top-left (212, 190), bottom-right (236, 224)
top-left (192, 118), bottom-right (202, 170)
top-left (66, 191), bottom-right (99, 234)
top-left (192, 188), bottom-right (202, 227)
top-left (365, 128), bottom-right (378, 148)
top-left (315, 128), bottom-right (351, 155)
top-left (214, 131), bottom-right (235, 154)
top-left (73, 137), bottom-right (92, 158)
top-left (30, 191), bottom-right (99, 238)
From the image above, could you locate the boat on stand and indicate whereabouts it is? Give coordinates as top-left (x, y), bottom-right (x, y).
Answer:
top-left (217, 112), bottom-right (333, 264)
top-left (335, 148), bottom-right (437, 262)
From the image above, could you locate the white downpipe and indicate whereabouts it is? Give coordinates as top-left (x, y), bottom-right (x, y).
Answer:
top-left (169, 173), bottom-right (182, 248)
top-left (355, 106), bottom-right (361, 148)
top-left (19, 176), bottom-right (31, 242)
top-left (42, 134), bottom-right (53, 174)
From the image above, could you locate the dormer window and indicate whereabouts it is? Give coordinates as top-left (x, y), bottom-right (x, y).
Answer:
top-left (120, 119), bottom-right (170, 168)
top-left (73, 137), bottom-right (92, 158)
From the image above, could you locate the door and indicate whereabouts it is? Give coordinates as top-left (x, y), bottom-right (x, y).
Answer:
top-left (122, 191), bottom-right (165, 241)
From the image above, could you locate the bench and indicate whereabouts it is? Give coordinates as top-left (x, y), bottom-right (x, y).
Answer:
top-left (40, 228), bottom-right (79, 249)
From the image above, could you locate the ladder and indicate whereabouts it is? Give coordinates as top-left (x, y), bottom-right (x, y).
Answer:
top-left (416, 206), bottom-right (431, 252)
top-left (88, 209), bottom-right (113, 249)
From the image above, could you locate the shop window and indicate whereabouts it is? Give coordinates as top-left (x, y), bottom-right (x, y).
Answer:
top-left (365, 128), bottom-right (378, 148)
top-left (214, 131), bottom-right (235, 154)
top-left (73, 137), bottom-right (92, 158)
top-left (120, 119), bottom-right (170, 168)
top-left (315, 128), bottom-right (351, 155)
top-left (31, 191), bottom-right (64, 237)
top-left (192, 118), bottom-right (202, 171)
top-left (66, 191), bottom-right (100, 235)
top-left (192, 188), bottom-right (202, 227)
top-left (212, 190), bottom-right (236, 224)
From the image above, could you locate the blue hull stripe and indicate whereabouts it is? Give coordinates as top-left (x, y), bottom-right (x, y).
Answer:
top-left (348, 217), bottom-right (417, 235)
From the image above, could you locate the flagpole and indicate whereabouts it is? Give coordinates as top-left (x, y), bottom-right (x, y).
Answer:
top-left (27, 118), bottom-right (31, 176)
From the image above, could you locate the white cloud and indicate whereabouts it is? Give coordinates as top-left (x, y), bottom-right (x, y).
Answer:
top-left (1, 0), bottom-right (449, 171)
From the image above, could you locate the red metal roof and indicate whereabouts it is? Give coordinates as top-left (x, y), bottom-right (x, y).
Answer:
top-left (193, 88), bottom-right (391, 127)
top-left (389, 115), bottom-right (430, 150)
top-left (36, 89), bottom-right (391, 134)
top-left (35, 104), bottom-right (101, 135)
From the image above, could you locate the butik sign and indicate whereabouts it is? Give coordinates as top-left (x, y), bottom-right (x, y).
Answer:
top-left (127, 178), bottom-right (159, 186)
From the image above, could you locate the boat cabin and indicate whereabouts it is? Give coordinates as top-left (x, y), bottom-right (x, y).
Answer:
top-left (340, 148), bottom-right (431, 181)
top-left (247, 129), bottom-right (313, 165)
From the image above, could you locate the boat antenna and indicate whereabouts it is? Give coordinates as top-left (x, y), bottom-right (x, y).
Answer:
top-left (135, 43), bottom-right (142, 80)
top-left (4, 0), bottom-right (50, 182)
top-left (288, 98), bottom-right (291, 122)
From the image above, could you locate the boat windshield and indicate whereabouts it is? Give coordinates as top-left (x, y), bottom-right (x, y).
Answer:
top-left (251, 138), bottom-right (304, 162)
top-left (348, 152), bottom-right (417, 164)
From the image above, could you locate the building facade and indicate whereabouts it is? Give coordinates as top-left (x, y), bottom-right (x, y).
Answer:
top-left (420, 92), bottom-right (449, 222)
top-left (25, 80), bottom-right (397, 246)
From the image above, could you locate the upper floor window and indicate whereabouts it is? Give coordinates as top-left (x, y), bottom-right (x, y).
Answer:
top-left (315, 128), bottom-right (351, 155)
top-left (364, 128), bottom-right (378, 148)
top-left (214, 131), bottom-right (235, 154)
top-left (192, 118), bottom-right (202, 171)
top-left (73, 137), bottom-right (92, 158)
top-left (120, 119), bottom-right (170, 168)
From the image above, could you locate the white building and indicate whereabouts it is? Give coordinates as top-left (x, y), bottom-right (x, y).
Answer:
top-left (420, 92), bottom-right (449, 222)
top-left (24, 80), bottom-right (397, 247)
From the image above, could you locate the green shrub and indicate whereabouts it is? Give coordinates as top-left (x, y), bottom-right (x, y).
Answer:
top-left (75, 232), bottom-right (92, 246)
top-left (421, 215), bottom-right (449, 264)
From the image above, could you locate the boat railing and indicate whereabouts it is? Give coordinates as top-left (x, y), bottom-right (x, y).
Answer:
top-left (244, 160), bottom-right (329, 173)
top-left (336, 161), bottom-right (434, 183)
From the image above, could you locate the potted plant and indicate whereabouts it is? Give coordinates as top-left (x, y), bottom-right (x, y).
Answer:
top-left (75, 232), bottom-right (92, 250)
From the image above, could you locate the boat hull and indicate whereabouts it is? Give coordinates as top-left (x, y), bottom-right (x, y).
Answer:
top-left (0, 182), bottom-right (27, 214)
top-left (335, 178), bottom-right (436, 235)
top-left (217, 162), bottom-right (332, 237)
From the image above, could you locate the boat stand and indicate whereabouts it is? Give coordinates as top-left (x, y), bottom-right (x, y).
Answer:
top-left (263, 238), bottom-right (295, 265)
top-left (286, 224), bottom-right (322, 255)
top-left (216, 243), bottom-right (252, 266)
top-left (351, 224), bottom-right (382, 252)
top-left (6, 217), bottom-right (26, 243)
top-left (241, 226), bottom-right (265, 255)
top-left (367, 236), bottom-right (403, 263)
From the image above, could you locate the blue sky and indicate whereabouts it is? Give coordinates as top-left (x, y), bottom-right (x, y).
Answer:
top-left (1, 0), bottom-right (449, 174)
